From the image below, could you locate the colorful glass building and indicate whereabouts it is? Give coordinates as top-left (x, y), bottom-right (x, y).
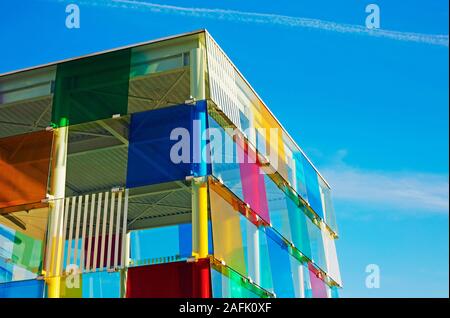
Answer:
top-left (0, 30), bottom-right (341, 298)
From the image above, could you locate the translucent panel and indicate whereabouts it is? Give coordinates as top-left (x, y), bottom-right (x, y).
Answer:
top-left (209, 116), bottom-right (270, 223)
top-left (128, 33), bottom-right (201, 113)
top-left (264, 174), bottom-right (292, 241)
top-left (290, 259), bottom-right (312, 298)
top-left (302, 155), bottom-right (324, 219)
top-left (266, 235), bottom-right (295, 298)
top-left (130, 54), bottom-right (185, 78)
top-left (82, 271), bottom-right (121, 298)
top-left (321, 224), bottom-right (342, 285)
top-left (52, 49), bottom-right (131, 127)
top-left (209, 116), bottom-right (318, 266)
top-left (126, 182), bottom-right (192, 231)
top-left (0, 130), bottom-right (53, 210)
top-left (292, 152), bottom-right (308, 201)
top-left (255, 111), bottom-right (289, 181)
top-left (239, 216), bottom-right (273, 292)
top-left (209, 187), bottom-right (246, 276)
top-left (209, 115), bottom-right (243, 199)
top-left (211, 266), bottom-right (265, 298)
top-left (66, 117), bottom-right (129, 196)
top-left (0, 208), bottom-right (48, 283)
top-left (264, 174), bottom-right (311, 260)
top-left (126, 259), bottom-right (211, 298)
top-left (308, 263), bottom-right (328, 298)
top-left (306, 219), bottom-right (327, 272)
top-left (0, 66), bottom-right (55, 139)
top-left (320, 178), bottom-right (338, 234)
top-left (0, 279), bottom-right (44, 298)
top-left (126, 103), bottom-right (205, 188)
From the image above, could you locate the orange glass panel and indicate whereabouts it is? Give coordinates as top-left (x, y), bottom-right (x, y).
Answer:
top-left (0, 130), bottom-right (53, 210)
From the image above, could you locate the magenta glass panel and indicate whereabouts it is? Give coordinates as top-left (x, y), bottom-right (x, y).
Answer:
top-left (308, 263), bottom-right (327, 298)
top-left (237, 138), bottom-right (270, 223)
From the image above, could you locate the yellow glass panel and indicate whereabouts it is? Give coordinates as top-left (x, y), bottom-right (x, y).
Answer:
top-left (59, 274), bottom-right (83, 298)
top-left (209, 186), bottom-right (246, 276)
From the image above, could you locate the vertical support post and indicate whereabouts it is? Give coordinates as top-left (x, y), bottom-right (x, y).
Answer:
top-left (120, 232), bottom-right (130, 298)
top-left (192, 178), bottom-right (208, 259)
top-left (190, 43), bottom-right (209, 261)
top-left (46, 124), bottom-right (69, 298)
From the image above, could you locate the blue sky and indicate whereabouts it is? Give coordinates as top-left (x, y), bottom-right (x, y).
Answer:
top-left (0, 0), bottom-right (448, 297)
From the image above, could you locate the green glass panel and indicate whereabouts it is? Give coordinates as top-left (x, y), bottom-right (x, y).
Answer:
top-left (210, 267), bottom-right (268, 298)
top-left (52, 49), bottom-right (131, 127)
top-left (288, 202), bottom-right (312, 261)
top-left (11, 231), bottom-right (43, 273)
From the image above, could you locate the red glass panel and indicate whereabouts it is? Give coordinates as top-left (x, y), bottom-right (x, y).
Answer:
top-left (126, 259), bottom-right (211, 298)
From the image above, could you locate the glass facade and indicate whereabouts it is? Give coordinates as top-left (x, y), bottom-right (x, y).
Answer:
top-left (0, 30), bottom-right (341, 298)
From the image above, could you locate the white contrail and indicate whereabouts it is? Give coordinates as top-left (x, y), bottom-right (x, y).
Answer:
top-left (58, 0), bottom-right (449, 47)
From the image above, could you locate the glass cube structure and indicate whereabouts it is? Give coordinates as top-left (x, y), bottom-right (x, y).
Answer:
top-left (0, 30), bottom-right (341, 298)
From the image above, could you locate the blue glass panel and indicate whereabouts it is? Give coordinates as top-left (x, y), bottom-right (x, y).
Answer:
top-left (0, 279), bottom-right (44, 298)
top-left (265, 227), bottom-right (285, 248)
top-left (302, 155), bottom-right (324, 219)
top-left (293, 152), bottom-right (308, 200)
top-left (266, 233), bottom-right (295, 298)
top-left (178, 221), bottom-right (214, 258)
top-left (130, 222), bottom-right (212, 264)
top-left (126, 103), bottom-right (202, 188)
top-left (178, 223), bottom-right (192, 258)
top-left (82, 271), bottom-right (121, 298)
top-left (192, 100), bottom-right (208, 177)
top-left (130, 224), bottom-right (188, 263)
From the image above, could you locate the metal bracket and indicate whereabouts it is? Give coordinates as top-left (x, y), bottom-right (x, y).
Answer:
top-left (185, 97), bottom-right (197, 105)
